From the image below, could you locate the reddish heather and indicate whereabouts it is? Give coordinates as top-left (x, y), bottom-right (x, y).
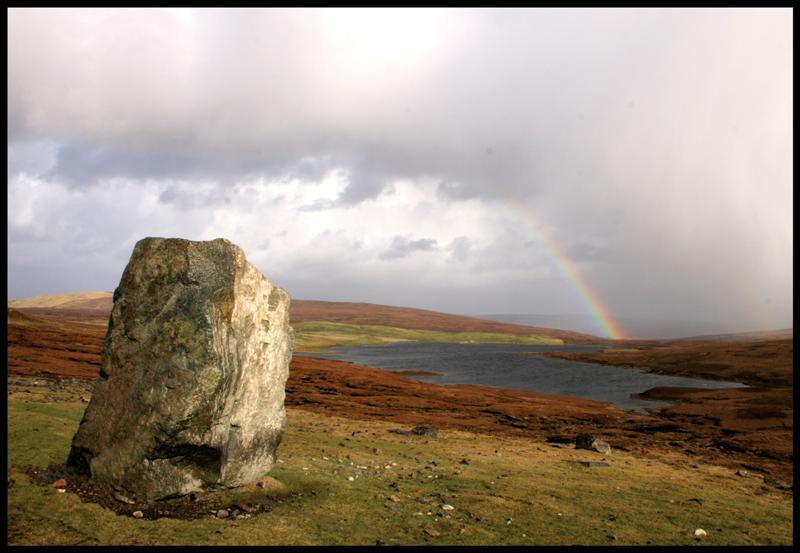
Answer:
top-left (6, 308), bottom-right (792, 482)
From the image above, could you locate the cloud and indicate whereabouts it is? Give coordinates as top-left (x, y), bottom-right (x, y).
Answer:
top-left (436, 180), bottom-right (484, 202)
top-left (380, 236), bottom-right (439, 260)
top-left (448, 236), bottom-right (472, 262)
top-left (6, 8), bottom-right (793, 332)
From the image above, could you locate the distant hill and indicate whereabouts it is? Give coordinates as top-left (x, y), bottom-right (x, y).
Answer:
top-left (474, 313), bottom-right (791, 341)
top-left (679, 328), bottom-right (793, 342)
top-left (290, 300), bottom-right (605, 343)
top-left (7, 292), bottom-right (606, 344)
top-left (8, 291), bottom-right (113, 309)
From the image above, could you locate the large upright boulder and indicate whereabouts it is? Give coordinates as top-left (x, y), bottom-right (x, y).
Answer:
top-left (67, 237), bottom-right (293, 502)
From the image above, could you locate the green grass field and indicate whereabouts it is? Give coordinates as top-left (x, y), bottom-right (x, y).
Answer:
top-left (292, 321), bottom-right (562, 352)
top-left (6, 380), bottom-right (792, 545)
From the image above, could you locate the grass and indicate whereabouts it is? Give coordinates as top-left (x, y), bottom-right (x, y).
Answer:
top-left (292, 321), bottom-right (562, 352)
top-left (6, 380), bottom-right (793, 545)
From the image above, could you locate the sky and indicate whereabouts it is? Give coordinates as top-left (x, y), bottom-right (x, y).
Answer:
top-left (7, 8), bottom-right (793, 337)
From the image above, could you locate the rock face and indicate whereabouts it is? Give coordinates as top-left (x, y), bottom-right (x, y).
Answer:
top-left (67, 237), bottom-right (293, 502)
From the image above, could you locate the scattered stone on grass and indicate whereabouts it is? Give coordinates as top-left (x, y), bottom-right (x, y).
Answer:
top-left (567, 461), bottom-right (610, 468)
top-left (591, 440), bottom-right (611, 454)
top-left (26, 463), bottom-right (298, 521)
top-left (694, 528), bottom-right (707, 537)
top-left (112, 491), bottom-right (135, 504)
top-left (50, 478), bottom-right (67, 488)
top-left (389, 425), bottom-right (438, 438)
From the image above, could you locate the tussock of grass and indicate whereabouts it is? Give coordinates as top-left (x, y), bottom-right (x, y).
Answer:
top-left (293, 321), bottom-right (562, 352)
top-left (6, 382), bottom-right (792, 545)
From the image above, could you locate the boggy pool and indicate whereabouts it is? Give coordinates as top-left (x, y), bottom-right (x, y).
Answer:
top-left (308, 342), bottom-right (746, 412)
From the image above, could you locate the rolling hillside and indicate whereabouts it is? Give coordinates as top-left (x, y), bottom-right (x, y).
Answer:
top-left (9, 292), bottom-right (606, 344)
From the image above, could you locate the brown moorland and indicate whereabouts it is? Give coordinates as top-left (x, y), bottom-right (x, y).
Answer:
top-left (5, 305), bottom-right (792, 483)
top-left (10, 292), bottom-right (605, 344)
top-left (540, 339), bottom-right (793, 387)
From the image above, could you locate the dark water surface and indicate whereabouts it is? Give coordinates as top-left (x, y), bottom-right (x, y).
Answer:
top-left (308, 342), bottom-right (747, 412)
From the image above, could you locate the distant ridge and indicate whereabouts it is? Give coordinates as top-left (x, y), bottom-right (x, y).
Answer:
top-left (8, 291), bottom-right (113, 309)
top-left (679, 328), bottom-right (793, 342)
top-left (7, 292), bottom-right (606, 344)
top-left (475, 313), bottom-right (792, 341)
top-left (290, 300), bottom-right (605, 344)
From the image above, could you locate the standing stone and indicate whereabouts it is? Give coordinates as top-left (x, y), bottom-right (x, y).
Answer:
top-left (67, 237), bottom-right (293, 502)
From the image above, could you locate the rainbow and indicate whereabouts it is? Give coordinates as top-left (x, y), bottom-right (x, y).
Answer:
top-left (504, 203), bottom-right (625, 340)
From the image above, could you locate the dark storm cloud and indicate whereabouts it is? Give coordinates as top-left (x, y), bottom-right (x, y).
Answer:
top-left (7, 8), bottom-right (793, 331)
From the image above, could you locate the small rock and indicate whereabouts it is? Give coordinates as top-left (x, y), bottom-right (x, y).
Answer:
top-left (347, 476), bottom-right (355, 481)
top-left (441, 504), bottom-right (454, 511)
top-left (57, 488), bottom-right (66, 493)
top-left (591, 439), bottom-right (611, 455)
top-left (411, 425), bottom-right (438, 437)
top-left (694, 528), bottom-right (707, 537)
top-left (216, 509), bottom-right (229, 519)
top-left (567, 460), bottom-right (610, 468)
top-left (735, 470), bottom-right (749, 477)
top-left (132, 511), bottom-right (144, 519)
top-left (50, 478), bottom-right (67, 488)
top-left (113, 491), bottom-right (136, 504)
top-left (424, 527), bottom-right (441, 537)
top-left (388, 495), bottom-right (401, 502)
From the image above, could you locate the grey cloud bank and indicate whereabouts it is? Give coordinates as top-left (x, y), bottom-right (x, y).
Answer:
top-left (7, 8), bottom-right (793, 336)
